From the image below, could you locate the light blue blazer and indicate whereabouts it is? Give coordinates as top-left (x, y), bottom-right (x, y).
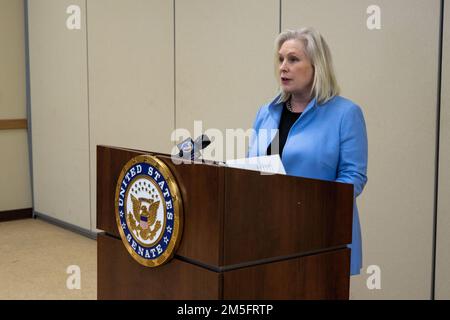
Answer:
top-left (248, 94), bottom-right (368, 275)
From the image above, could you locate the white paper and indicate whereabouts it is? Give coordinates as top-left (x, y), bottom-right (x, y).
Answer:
top-left (225, 155), bottom-right (286, 175)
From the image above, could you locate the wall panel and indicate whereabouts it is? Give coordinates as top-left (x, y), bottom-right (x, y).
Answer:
top-left (28, 0), bottom-right (91, 229)
top-left (176, 0), bottom-right (279, 161)
top-left (87, 0), bottom-right (175, 231)
top-left (283, 0), bottom-right (440, 299)
top-left (436, 0), bottom-right (450, 300)
top-left (0, 0), bottom-right (31, 213)
top-left (0, 0), bottom-right (26, 119)
top-left (0, 131), bottom-right (32, 211)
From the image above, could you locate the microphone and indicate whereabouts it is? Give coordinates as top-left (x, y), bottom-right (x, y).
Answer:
top-left (194, 134), bottom-right (211, 151)
top-left (176, 134), bottom-right (211, 161)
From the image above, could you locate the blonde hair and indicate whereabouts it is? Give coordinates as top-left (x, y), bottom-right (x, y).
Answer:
top-left (275, 27), bottom-right (340, 105)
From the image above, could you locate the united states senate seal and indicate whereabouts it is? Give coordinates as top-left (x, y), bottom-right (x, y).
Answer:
top-left (115, 154), bottom-right (183, 267)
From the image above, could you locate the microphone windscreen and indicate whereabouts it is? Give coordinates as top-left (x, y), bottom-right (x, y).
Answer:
top-left (195, 134), bottom-right (211, 149)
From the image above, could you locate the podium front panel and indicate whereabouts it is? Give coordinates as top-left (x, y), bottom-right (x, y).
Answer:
top-left (97, 233), bottom-right (221, 299)
top-left (98, 145), bottom-right (353, 269)
top-left (97, 145), bottom-right (353, 299)
top-left (223, 248), bottom-right (350, 299)
top-left (223, 167), bottom-right (353, 266)
top-left (97, 146), bottom-right (224, 266)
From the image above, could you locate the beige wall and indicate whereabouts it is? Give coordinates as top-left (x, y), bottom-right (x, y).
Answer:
top-left (282, 0), bottom-right (440, 299)
top-left (176, 0), bottom-right (279, 161)
top-left (0, 131), bottom-right (31, 211)
top-left (0, 0), bottom-right (26, 119)
top-left (436, 0), bottom-right (450, 300)
top-left (0, 0), bottom-right (31, 212)
top-left (28, 0), bottom-right (91, 229)
top-left (86, 0), bottom-right (175, 231)
top-left (26, 0), bottom-right (449, 299)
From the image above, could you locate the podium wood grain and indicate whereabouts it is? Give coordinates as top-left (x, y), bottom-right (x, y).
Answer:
top-left (97, 145), bottom-right (353, 299)
top-left (97, 145), bottom-right (353, 268)
top-left (98, 233), bottom-right (350, 299)
top-left (97, 233), bottom-right (221, 300)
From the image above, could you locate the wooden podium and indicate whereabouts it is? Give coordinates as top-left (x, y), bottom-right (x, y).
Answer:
top-left (97, 145), bottom-right (353, 299)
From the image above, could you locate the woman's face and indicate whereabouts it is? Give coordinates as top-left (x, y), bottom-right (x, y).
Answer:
top-left (278, 39), bottom-right (314, 97)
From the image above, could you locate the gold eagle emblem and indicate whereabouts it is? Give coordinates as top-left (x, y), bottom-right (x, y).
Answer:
top-left (127, 194), bottom-right (161, 241)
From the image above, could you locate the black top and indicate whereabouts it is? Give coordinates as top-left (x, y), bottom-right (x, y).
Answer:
top-left (266, 103), bottom-right (302, 159)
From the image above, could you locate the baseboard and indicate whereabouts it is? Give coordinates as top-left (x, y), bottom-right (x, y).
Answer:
top-left (0, 208), bottom-right (32, 222)
top-left (34, 211), bottom-right (98, 240)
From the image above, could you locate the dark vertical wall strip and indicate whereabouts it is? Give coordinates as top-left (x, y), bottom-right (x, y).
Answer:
top-left (23, 0), bottom-right (35, 218)
top-left (431, 0), bottom-right (445, 301)
top-left (174, 0), bottom-right (177, 133)
top-left (279, 0), bottom-right (282, 33)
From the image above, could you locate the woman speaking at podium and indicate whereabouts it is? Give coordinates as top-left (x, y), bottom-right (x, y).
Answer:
top-left (248, 28), bottom-right (368, 276)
